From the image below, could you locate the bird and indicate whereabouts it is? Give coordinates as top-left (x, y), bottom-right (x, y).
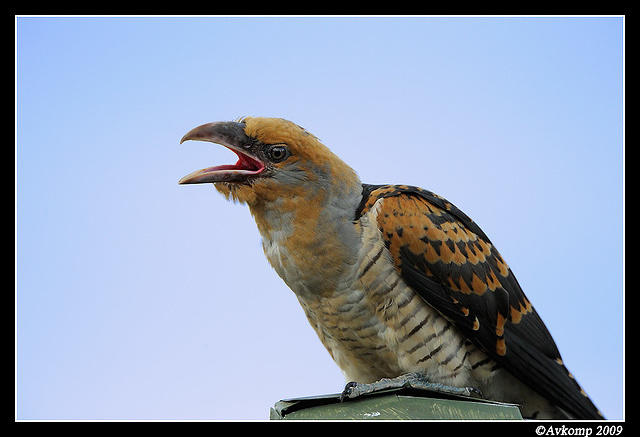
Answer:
top-left (178, 116), bottom-right (604, 420)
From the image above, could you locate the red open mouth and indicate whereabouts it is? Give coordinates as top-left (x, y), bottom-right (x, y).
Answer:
top-left (202, 147), bottom-right (264, 174)
top-left (179, 146), bottom-right (265, 184)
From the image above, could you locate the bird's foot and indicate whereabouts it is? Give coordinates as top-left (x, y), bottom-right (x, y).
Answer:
top-left (339, 372), bottom-right (483, 402)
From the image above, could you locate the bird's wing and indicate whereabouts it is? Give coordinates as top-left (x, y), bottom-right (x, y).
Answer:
top-left (356, 184), bottom-right (603, 419)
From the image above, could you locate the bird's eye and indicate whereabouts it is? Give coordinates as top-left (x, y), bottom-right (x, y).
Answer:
top-left (266, 145), bottom-right (290, 163)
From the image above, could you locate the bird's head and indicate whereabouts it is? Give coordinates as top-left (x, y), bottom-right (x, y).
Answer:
top-left (179, 117), bottom-right (359, 206)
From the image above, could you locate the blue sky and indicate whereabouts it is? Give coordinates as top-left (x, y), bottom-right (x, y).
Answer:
top-left (16, 16), bottom-right (623, 420)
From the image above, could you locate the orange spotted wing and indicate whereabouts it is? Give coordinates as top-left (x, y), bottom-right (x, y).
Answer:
top-left (356, 184), bottom-right (603, 419)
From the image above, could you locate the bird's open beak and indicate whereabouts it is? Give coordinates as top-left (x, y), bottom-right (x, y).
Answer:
top-left (178, 121), bottom-right (265, 184)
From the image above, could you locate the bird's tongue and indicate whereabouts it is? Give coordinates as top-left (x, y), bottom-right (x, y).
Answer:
top-left (235, 152), bottom-right (264, 172)
top-left (201, 149), bottom-right (263, 174)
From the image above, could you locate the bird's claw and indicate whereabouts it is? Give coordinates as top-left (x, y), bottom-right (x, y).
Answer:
top-left (339, 381), bottom-right (359, 402)
top-left (464, 386), bottom-right (484, 399)
top-left (339, 374), bottom-right (484, 402)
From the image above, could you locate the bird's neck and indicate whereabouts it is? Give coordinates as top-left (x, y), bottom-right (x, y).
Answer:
top-left (248, 178), bottom-right (364, 298)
